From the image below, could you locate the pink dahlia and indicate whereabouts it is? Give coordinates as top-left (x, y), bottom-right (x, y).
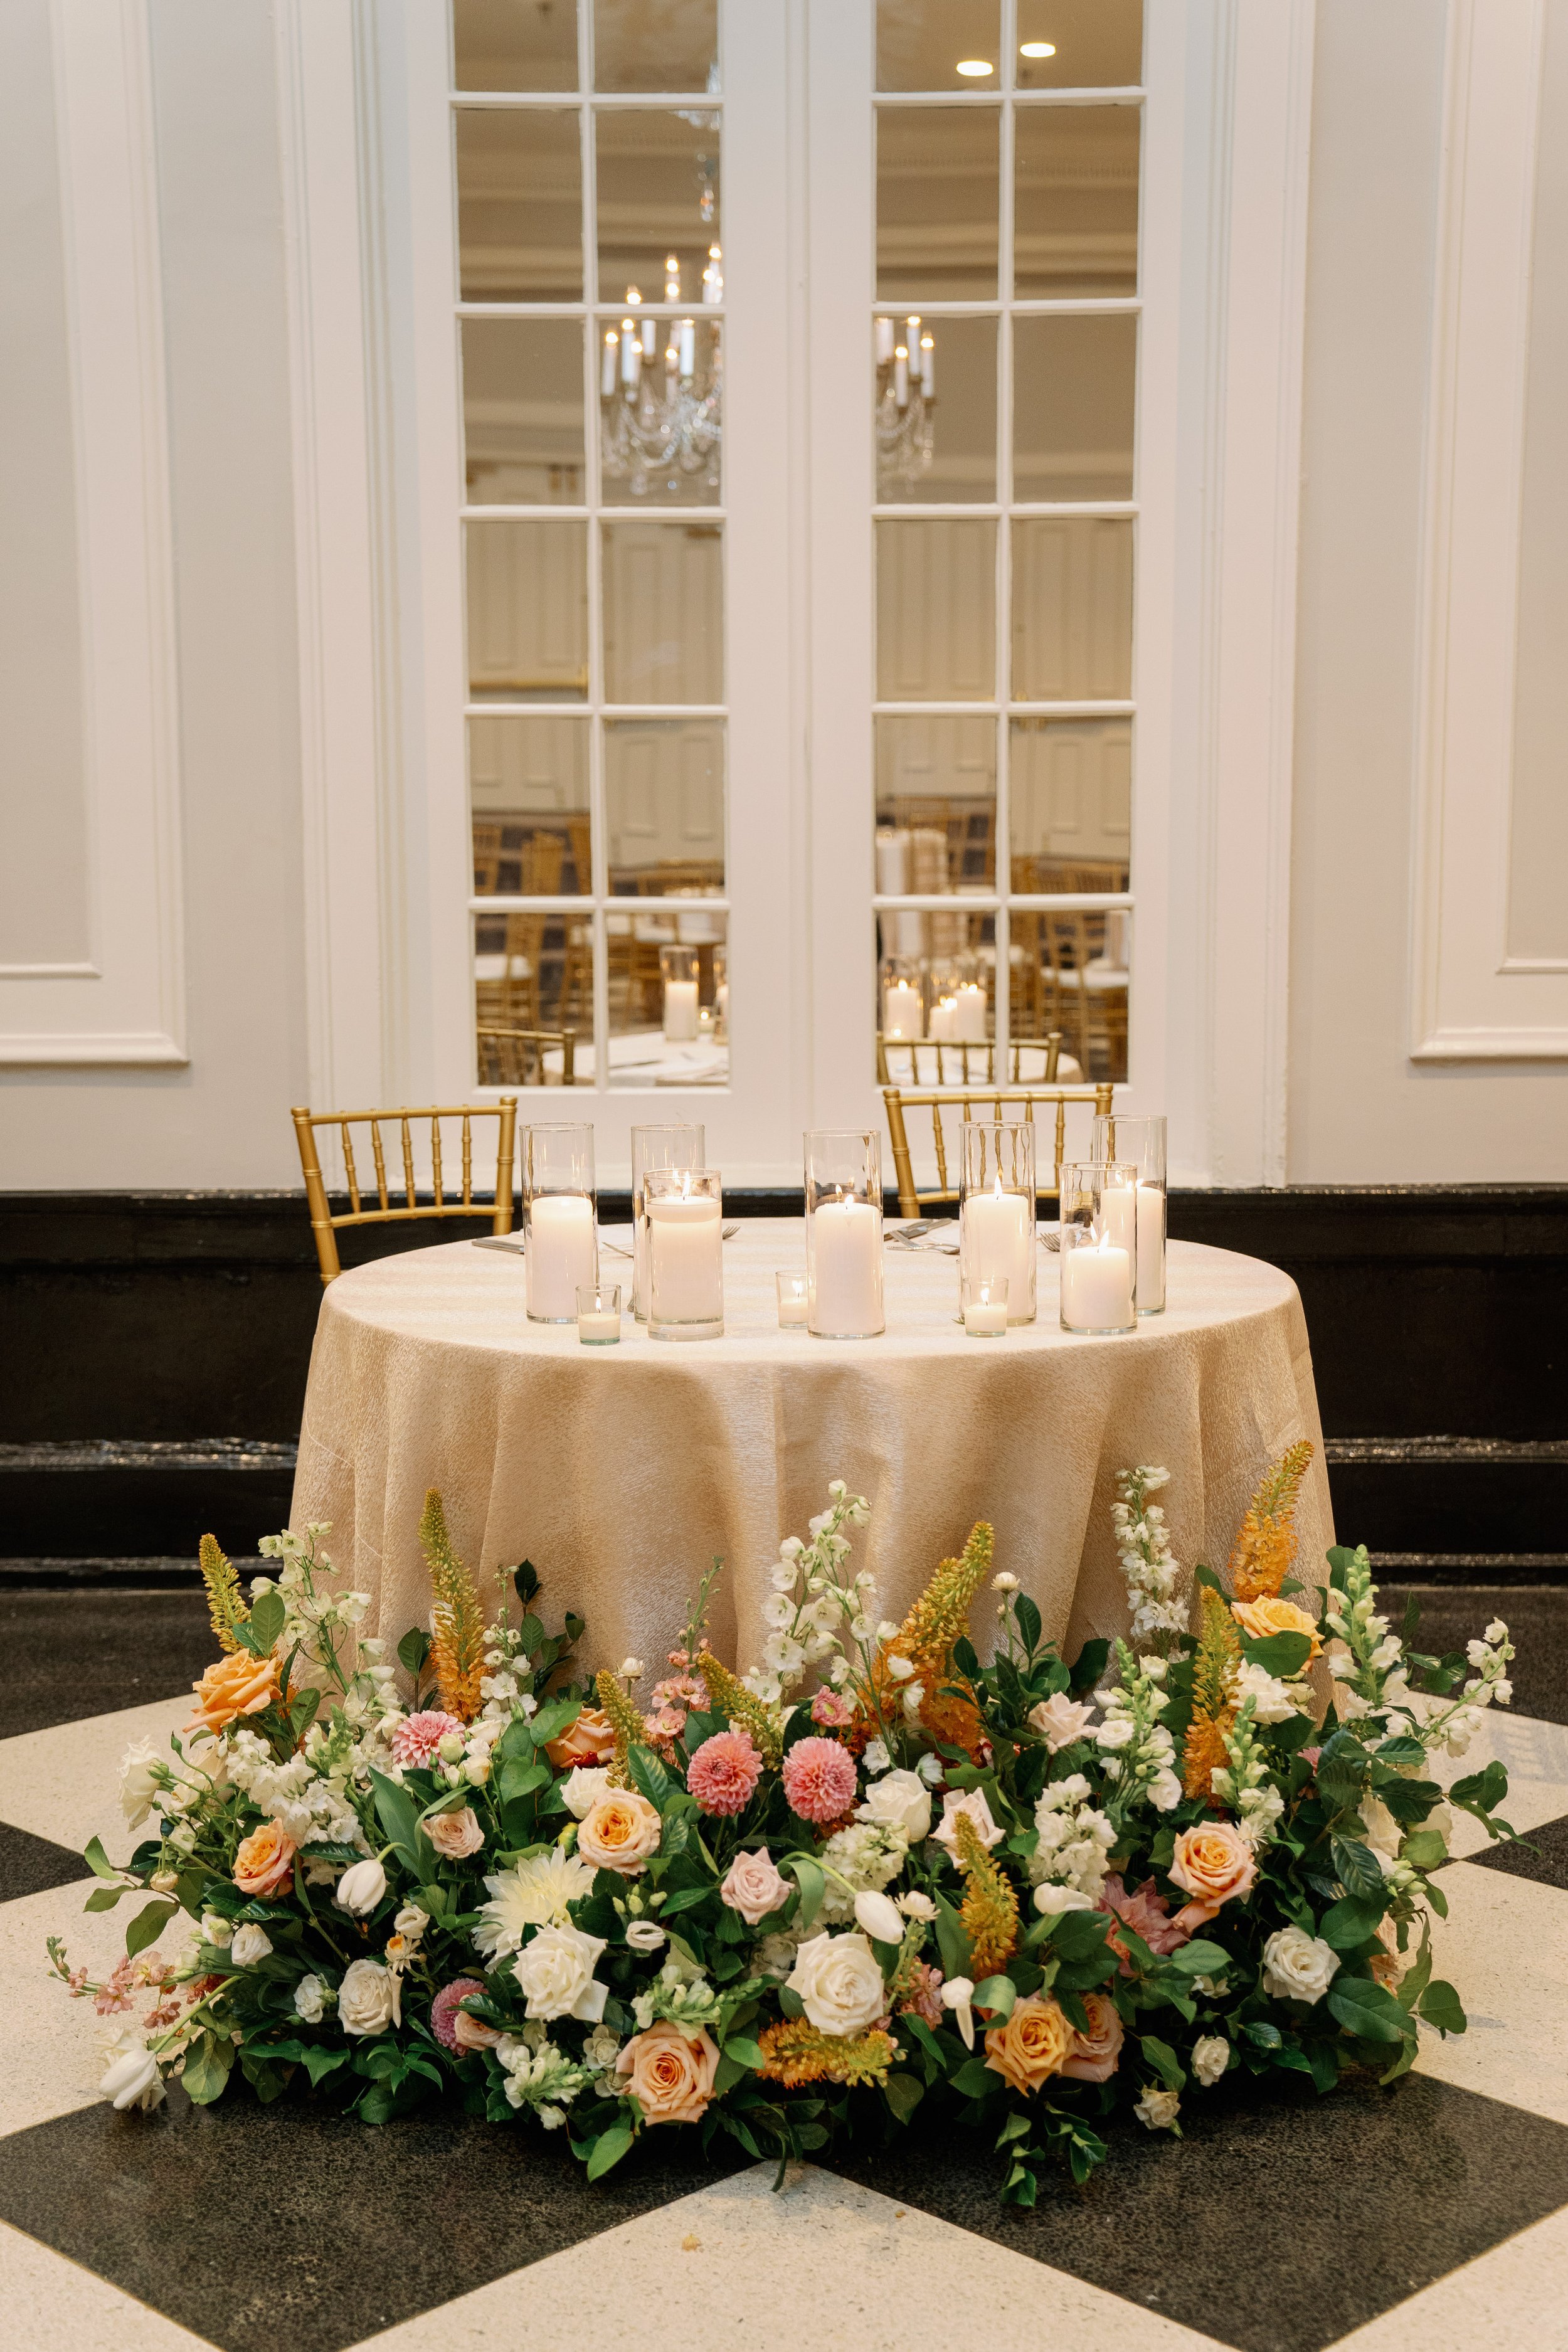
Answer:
top-left (1097, 1873), bottom-right (1192, 1976)
top-left (430, 1977), bottom-right (487, 2052)
top-left (781, 1735), bottom-right (857, 1826)
top-left (686, 1729), bottom-right (763, 1816)
top-left (809, 1690), bottom-right (856, 1729)
top-left (392, 1709), bottom-right (465, 1767)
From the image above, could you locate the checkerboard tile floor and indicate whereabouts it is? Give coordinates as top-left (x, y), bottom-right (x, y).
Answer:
top-left (2, 1588), bottom-right (1565, 2352)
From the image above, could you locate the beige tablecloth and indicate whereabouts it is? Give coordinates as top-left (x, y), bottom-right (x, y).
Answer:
top-left (290, 1222), bottom-right (1333, 1680)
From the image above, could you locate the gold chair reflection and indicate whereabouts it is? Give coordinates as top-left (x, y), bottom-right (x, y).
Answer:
top-left (476, 1026), bottom-right (577, 1087)
top-left (882, 798), bottom-right (995, 889)
top-left (881, 1079), bottom-right (1114, 1217)
top-left (875, 1033), bottom-right (1067, 1086)
top-left (290, 1099), bottom-right (517, 1285)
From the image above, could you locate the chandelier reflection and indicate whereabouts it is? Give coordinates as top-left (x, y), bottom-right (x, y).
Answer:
top-left (876, 314), bottom-right (938, 487)
top-left (600, 255), bottom-right (722, 496)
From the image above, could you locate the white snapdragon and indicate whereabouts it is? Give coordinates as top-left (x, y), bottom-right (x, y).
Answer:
top-left (1094, 1645), bottom-right (1180, 1816)
top-left (1029, 1772), bottom-right (1116, 1900)
top-left (1210, 1701), bottom-right (1284, 1851)
top-left (741, 1482), bottom-right (874, 1707)
top-left (494, 2033), bottom-right (599, 2117)
top-left (1111, 1466), bottom-right (1189, 1648)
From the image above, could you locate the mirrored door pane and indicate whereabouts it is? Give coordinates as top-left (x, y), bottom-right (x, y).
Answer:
top-left (462, 317), bottom-right (585, 502)
top-left (875, 312), bottom-right (995, 504)
top-left (1009, 905), bottom-right (1129, 1081)
top-left (877, 105), bottom-right (999, 299)
top-left (594, 0), bottom-right (718, 93)
top-left (596, 109), bottom-right (720, 307)
top-left (605, 893), bottom-right (728, 1089)
top-left (876, 0), bottom-right (1001, 91)
top-left (474, 909), bottom-right (593, 1083)
top-left (456, 107), bottom-right (583, 300)
top-left (877, 519), bottom-right (996, 701)
top-left (1009, 716), bottom-right (1131, 889)
top-left (1011, 516), bottom-right (1132, 699)
top-left (604, 716), bottom-right (724, 893)
top-left (601, 521), bottom-right (723, 702)
top-left (876, 714), bottom-right (997, 891)
top-left (454, 0), bottom-right (580, 92)
top-left (598, 312), bottom-right (721, 506)
top-left (1013, 313), bottom-right (1136, 500)
top-left (1014, 103), bottom-right (1140, 297)
top-left (467, 521), bottom-right (588, 701)
top-left (1016, 0), bottom-right (1143, 89)
top-left (470, 716), bottom-right (590, 894)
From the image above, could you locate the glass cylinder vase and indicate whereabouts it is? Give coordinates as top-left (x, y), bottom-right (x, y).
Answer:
top-left (630, 1122), bottom-right (705, 1322)
top-left (522, 1123), bottom-right (597, 1324)
top-left (1057, 1162), bottom-right (1136, 1335)
top-left (805, 1130), bottom-right (885, 1337)
top-left (1091, 1112), bottom-right (1167, 1315)
top-left (660, 943), bottom-right (699, 1042)
top-left (960, 1120), bottom-right (1037, 1324)
top-left (645, 1167), bottom-right (724, 1340)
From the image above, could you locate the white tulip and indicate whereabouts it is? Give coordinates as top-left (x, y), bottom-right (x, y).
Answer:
top-left (852, 1889), bottom-right (906, 1946)
top-left (941, 1974), bottom-right (976, 2049)
top-left (100, 2041), bottom-right (165, 2112)
top-left (334, 1857), bottom-right (387, 1915)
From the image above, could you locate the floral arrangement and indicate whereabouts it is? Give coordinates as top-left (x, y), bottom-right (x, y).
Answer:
top-left (56, 1449), bottom-right (1520, 2203)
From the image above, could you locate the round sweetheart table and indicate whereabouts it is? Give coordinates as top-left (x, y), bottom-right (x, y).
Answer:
top-left (289, 1221), bottom-right (1334, 1676)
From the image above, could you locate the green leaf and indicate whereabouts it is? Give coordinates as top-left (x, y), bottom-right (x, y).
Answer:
top-left (1044, 1908), bottom-right (1112, 1964)
top-left (1399, 1829), bottom-right (1448, 1872)
top-left (1306, 2039), bottom-right (1341, 2094)
top-left (181, 2030), bottom-right (234, 2106)
top-left (517, 1611), bottom-right (545, 1656)
top-left (83, 1885), bottom-right (126, 1912)
top-left (1068, 1638), bottom-right (1110, 1695)
top-left (1375, 1733), bottom-right (1427, 1769)
top-left (628, 1747), bottom-right (674, 1812)
top-left (1451, 1759), bottom-right (1508, 1813)
top-left (529, 1698), bottom-right (581, 1751)
top-left (1167, 1939), bottom-right (1232, 1978)
top-left (585, 2124), bottom-right (636, 2181)
top-left (512, 1559), bottom-right (541, 1606)
top-left (951, 2056), bottom-right (998, 2100)
top-left (721, 2036), bottom-right (766, 2072)
top-left (1192, 1562), bottom-right (1225, 1595)
top-left (1417, 1978), bottom-right (1466, 2037)
top-left (124, 1898), bottom-right (178, 1958)
top-left (1375, 1774), bottom-right (1443, 1826)
top-left (780, 1854), bottom-right (825, 1934)
top-left (934, 1893), bottom-right (972, 1983)
top-left (1319, 1894), bottom-right (1385, 1950)
top-left (1241, 1631), bottom-right (1313, 1679)
top-left (397, 1627), bottom-right (432, 1679)
top-left (83, 1835), bottom-right (119, 1881)
top-left (300, 2044), bottom-right (351, 2087)
top-left (658, 1883), bottom-right (714, 1919)
top-left (884, 2070), bottom-right (924, 2125)
top-left (369, 1766), bottom-right (433, 1877)
top-left (1013, 1594), bottom-right (1042, 1655)
top-left (1316, 1731), bottom-right (1372, 1816)
top-left (972, 1974), bottom-right (1017, 2020)
top-left (1330, 1835), bottom-right (1387, 1901)
top-left (1326, 1975), bottom-right (1412, 2044)
top-left (1139, 2035), bottom-right (1185, 2092)
top-left (249, 1589), bottom-right (287, 1653)
top-left (497, 1757), bottom-right (551, 1806)
top-left (777, 1985), bottom-right (805, 2020)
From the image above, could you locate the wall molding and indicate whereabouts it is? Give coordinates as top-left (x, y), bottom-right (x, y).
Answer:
top-left (0, 0), bottom-right (184, 1066)
top-left (1410, 0), bottom-right (1568, 1061)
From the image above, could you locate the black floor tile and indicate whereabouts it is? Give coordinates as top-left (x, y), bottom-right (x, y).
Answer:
top-left (0, 1588), bottom-right (215, 1735)
top-left (0, 2083), bottom-right (749, 2352)
top-left (0, 1820), bottom-right (92, 1902)
top-left (1463, 1809), bottom-right (1568, 1894)
top-left (1381, 1586), bottom-right (1568, 1727)
top-left (834, 2074), bottom-right (1568, 2352)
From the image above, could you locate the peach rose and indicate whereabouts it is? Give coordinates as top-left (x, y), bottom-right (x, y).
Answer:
top-left (1167, 1822), bottom-right (1257, 1931)
top-left (983, 1994), bottom-right (1074, 2097)
top-left (1060, 1990), bottom-right (1124, 2082)
top-left (545, 1708), bottom-right (618, 1770)
top-left (186, 1648), bottom-right (282, 1737)
top-left (1231, 1597), bottom-right (1323, 1661)
top-left (428, 1806), bottom-right (484, 1860)
top-left (452, 2008), bottom-right (504, 2052)
top-left (232, 1818), bottom-right (297, 1897)
top-left (577, 1789), bottom-right (663, 1875)
top-left (615, 2020), bottom-right (721, 2124)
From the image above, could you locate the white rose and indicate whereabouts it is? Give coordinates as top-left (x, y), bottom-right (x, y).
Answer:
top-left (201, 1912), bottom-right (234, 1951)
top-left (1028, 1693), bottom-right (1096, 1752)
top-left (1192, 2035), bottom-right (1230, 2087)
top-left (338, 1957), bottom-right (399, 2035)
top-left (513, 1924), bottom-right (608, 2024)
top-left (334, 1858), bottom-right (387, 1916)
top-left (1147, 1769), bottom-right (1183, 1813)
top-left (1233, 1661), bottom-right (1299, 1726)
top-left (1135, 2085), bottom-right (1181, 2131)
top-left (785, 1931), bottom-right (887, 2038)
top-left (560, 1766), bottom-right (613, 1821)
top-left (393, 1904), bottom-right (428, 1939)
top-left (294, 1973), bottom-right (326, 2023)
top-left (119, 1740), bottom-right (162, 1829)
top-left (1032, 1883), bottom-right (1093, 1916)
top-left (100, 2039), bottom-right (164, 2113)
top-left (230, 1924), bottom-right (273, 1967)
top-left (933, 1788), bottom-right (1003, 1860)
top-left (1261, 1925), bottom-right (1339, 2006)
top-left (853, 1890), bottom-right (906, 1945)
top-left (625, 1919), bottom-right (667, 1953)
top-left (857, 1768), bottom-right (933, 1843)
top-left (1358, 1796), bottom-right (1403, 1862)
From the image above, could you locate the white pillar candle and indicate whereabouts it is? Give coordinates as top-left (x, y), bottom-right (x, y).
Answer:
top-left (663, 978), bottom-right (699, 1042)
top-left (894, 347), bottom-right (909, 406)
top-left (1061, 1236), bottom-right (1133, 1330)
top-left (883, 980), bottom-right (923, 1038)
top-left (953, 983), bottom-right (988, 1042)
top-left (961, 1185), bottom-right (1035, 1322)
top-left (810, 1197), bottom-right (882, 1335)
top-left (876, 315), bottom-right (895, 365)
top-left (601, 331), bottom-right (618, 396)
top-left (1101, 1179), bottom-right (1137, 1263)
top-left (526, 1195), bottom-right (596, 1322)
top-left (679, 317), bottom-right (696, 378)
top-left (920, 333), bottom-right (936, 396)
top-left (1136, 1182), bottom-right (1166, 1311)
top-left (963, 1296), bottom-right (1007, 1336)
top-left (928, 995), bottom-right (957, 1041)
top-left (647, 1195), bottom-right (723, 1327)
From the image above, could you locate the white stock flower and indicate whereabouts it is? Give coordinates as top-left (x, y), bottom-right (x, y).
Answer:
top-left (230, 1924), bottom-right (273, 1967)
top-left (1135, 2085), bottom-right (1181, 2131)
top-left (862, 1738), bottom-right (891, 1776)
top-left (856, 1767), bottom-right (933, 1842)
top-left (916, 1751), bottom-right (946, 1786)
top-left (514, 1924), bottom-right (609, 2024)
top-left (786, 1931), bottom-right (887, 2037)
top-left (1261, 1926), bottom-right (1339, 2006)
top-left (338, 1957), bottom-right (399, 2035)
top-left (294, 1973), bottom-right (327, 2023)
top-left (1192, 2035), bottom-right (1230, 2087)
top-left (559, 1766), bottom-right (613, 1820)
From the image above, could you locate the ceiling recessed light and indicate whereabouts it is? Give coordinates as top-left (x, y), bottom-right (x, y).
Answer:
top-left (1020, 41), bottom-right (1057, 58)
top-left (955, 58), bottom-right (994, 77)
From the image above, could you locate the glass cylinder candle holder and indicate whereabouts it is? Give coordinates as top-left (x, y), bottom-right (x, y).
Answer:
top-left (631, 1122), bottom-right (704, 1322)
top-left (776, 1271), bottom-right (809, 1330)
top-left (960, 1120), bottom-right (1037, 1324)
top-left (576, 1283), bottom-right (622, 1344)
top-left (645, 1168), bottom-right (724, 1340)
top-left (961, 1273), bottom-right (1009, 1337)
top-left (881, 956), bottom-right (924, 1041)
top-left (1091, 1112), bottom-right (1167, 1315)
top-left (523, 1123), bottom-right (597, 1324)
top-left (660, 943), bottom-right (699, 1042)
top-left (805, 1130), bottom-right (885, 1338)
top-left (1057, 1162), bottom-right (1136, 1335)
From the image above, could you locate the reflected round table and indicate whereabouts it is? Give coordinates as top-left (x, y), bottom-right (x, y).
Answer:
top-left (290, 1221), bottom-right (1333, 1677)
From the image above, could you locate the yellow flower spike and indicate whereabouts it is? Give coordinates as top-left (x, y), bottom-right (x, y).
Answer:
top-left (418, 1488), bottom-right (486, 1724)
top-left (1229, 1441), bottom-right (1315, 1602)
top-left (697, 1651), bottom-right (783, 1767)
top-left (756, 2018), bottom-right (896, 2088)
top-left (954, 1810), bottom-right (1020, 1978)
top-left (593, 1668), bottom-right (649, 1786)
top-left (874, 1522), bottom-right (994, 1758)
top-left (196, 1532), bottom-right (250, 1655)
top-left (1182, 1584), bottom-right (1242, 1801)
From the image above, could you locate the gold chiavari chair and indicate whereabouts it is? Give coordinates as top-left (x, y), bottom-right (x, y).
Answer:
top-left (881, 1079), bottom-right (1114, 1218)
top-left (874, 1033), bottom-right (1067, 1086)
top-left (476, 1025), bottom-right (577, 1087)
top-left (290, 1099), bottom-right (518, 1285)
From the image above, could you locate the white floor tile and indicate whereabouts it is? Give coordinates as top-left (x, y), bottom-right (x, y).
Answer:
top-left (0, 1694), bottom-right (193, 1857)
top-left (1325, 2200), bottom-right (1568, 2349)
top-left (351, 2161), bottom-right (1230, 2352)
top-left (1414, 1858), bottom-right (1568, 2126)
top-left (0, 2218), bottom-right (216, 2351)
top-left (1432, 1708), bottom-right (1568, 1858)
